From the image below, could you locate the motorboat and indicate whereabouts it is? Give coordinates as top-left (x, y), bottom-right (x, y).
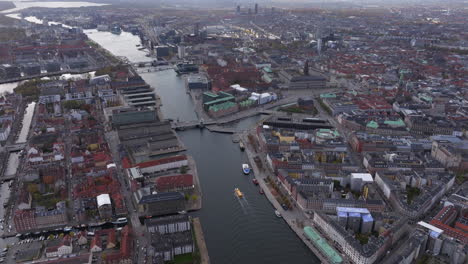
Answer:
top-left (275, 210), bottom-right (282, 218)
top-left (234, 188), bottom-right (243, 198)
top-left (242, 164), bottom-right (250, 175)
top-left (239, 141), bottom-right (245, 151)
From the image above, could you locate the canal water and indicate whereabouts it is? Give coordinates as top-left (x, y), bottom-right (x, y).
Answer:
top-left (86, 31), bottom-right (319, 263)
top-left (16, 102), bottom-right (35, 143)
top-left (3, 13), bottom-right (320, 263)
top-left (85, 30), bottom-right (152, 63)
top-left (1, 1), bottom-right (107, 13)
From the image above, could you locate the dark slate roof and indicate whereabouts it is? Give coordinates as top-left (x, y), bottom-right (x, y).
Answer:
top-left (138, 192), bottom-right (185, 204)
top-left (291, 74), bottom-right (326, 82)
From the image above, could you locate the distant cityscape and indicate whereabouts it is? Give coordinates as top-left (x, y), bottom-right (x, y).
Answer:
top-left (0, 0), bottom-right (466, 264)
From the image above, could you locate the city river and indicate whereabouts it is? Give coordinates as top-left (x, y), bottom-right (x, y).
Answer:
top-left (1, 10), bottom-right (319, 262)
top-left (86, 31), bottom-right (319, 263)
top-left (0, 1), bottom-right (107, 13)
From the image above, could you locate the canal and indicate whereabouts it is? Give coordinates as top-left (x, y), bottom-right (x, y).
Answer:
top-left (86, 31), bottom-right (319, 263)
top-left (3, 12), bottom-right (320, 262)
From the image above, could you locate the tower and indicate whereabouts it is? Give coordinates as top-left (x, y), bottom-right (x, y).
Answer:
top-left (194, 22), bottom-right (200, 36)
top-left (317, 38), bottom-right (322, 56)
top-left (304, 60), bottom-right (309, 76)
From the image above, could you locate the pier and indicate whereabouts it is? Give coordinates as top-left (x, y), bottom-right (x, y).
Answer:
top-left (192, 217), bottom-right (210, 264)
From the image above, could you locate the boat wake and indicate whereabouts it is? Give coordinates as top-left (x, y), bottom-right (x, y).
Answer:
top-left (236, 195), bottom-right (251, 215)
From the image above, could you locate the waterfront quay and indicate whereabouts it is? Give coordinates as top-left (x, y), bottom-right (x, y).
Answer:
top-left (192, 217), bottom-right (210, 264)
top-left (0, 69), bottom-right (208, 263)
top-left (240, 130), bottom-right (347, 264)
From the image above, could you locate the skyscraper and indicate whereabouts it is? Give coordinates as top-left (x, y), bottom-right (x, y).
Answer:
top-left (236, 5), bottom-right (240, 14)
top-left (194, 22), bottom-right (200, 36)
top-left (304, 60), bottom-right (309, 76)
top-left (255, 3), bottom-right (258, 14)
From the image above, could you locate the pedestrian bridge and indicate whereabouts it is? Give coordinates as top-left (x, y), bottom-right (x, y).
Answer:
top-left (171, 120), bottom-right (216, 130)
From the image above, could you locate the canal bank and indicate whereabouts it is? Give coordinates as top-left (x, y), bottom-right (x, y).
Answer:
top-left (2, 14), bottom-right (321, 261)
top-left (81, 29), bottom-right (320, 264)
top-left (240, 130), bottom-right (343, 264)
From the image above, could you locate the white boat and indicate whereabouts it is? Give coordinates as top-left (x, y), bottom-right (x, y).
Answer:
top-left (242, 164), bottom-right (250, 175)
top-left (275, 210), bottom-right (282, 218)
top-left (112, 217), bottom-right (128, 225)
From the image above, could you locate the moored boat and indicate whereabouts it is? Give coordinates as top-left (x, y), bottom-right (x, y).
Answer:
top-left (242, 164), bottom-right (250, 175)
top-left (259, 188), bottom-right (264, 194)
top-left (252, 178), bottom-right (259, 185)
top-left (239, 141), bottom-right (245, 151)
top-left (275, 210), bottom-right (282, 218)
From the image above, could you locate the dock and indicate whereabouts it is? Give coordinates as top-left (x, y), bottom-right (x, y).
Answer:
top-left (192, 217), bottom-right (210, 264)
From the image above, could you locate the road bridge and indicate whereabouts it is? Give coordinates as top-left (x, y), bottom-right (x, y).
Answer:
top-left (171, 120), bottom-right (216, 130)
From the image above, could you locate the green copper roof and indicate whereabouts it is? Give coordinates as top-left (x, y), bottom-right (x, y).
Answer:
top-left (320, 93), bottom-right (337, 98)
top-left (366, 120), bottom-right (379, 129)
top-left (208, 101), bottom-right (236, 112)
top-left (304, 226), bottom-right (343, 264)
top-left (384, 119), bottom-right (405, 127)
top-left (418, 94), bottom-right (432, 103)
top-left (203, 92), bottom-right (218, 98)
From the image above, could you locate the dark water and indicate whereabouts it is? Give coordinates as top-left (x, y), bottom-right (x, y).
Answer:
top-left (179, 129), bottom-right (318, 264)
top-left (1, 1), bottom-right (106, 13)
top-left (140, 71), bottom-right (198, 122)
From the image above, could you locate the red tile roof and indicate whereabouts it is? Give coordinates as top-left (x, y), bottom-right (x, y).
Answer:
top-left (155, 174), bottom-right (194, 192)
top-left (136, 155), bottom-right (187, 169)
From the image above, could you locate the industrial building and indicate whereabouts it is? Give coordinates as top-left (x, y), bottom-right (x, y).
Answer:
top-left (186, 75), bottom-right (210, 90)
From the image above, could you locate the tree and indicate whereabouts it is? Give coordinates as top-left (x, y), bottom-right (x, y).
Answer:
top-left (180, 166), bottom-right (188, 174)
top-left (63, 100), bottom-right (83, 109)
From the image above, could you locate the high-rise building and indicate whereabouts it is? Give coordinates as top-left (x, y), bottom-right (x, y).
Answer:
top-left (236, 5), bottom-right (240, 13)
top-left (178, 45), bottom-right (186, 59)
top-left (194, 22), bottom-right (200, 36)
top-left (361, 214), bottom-right (374, 234)
top-left (255, 3), bottom-right (258, 14)
top-left (348, 212), bottom-right (361, 233)
top-left (338, 211), bottom-right (348, 228)
top-left (304, 60), bottom-right (309, 76)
